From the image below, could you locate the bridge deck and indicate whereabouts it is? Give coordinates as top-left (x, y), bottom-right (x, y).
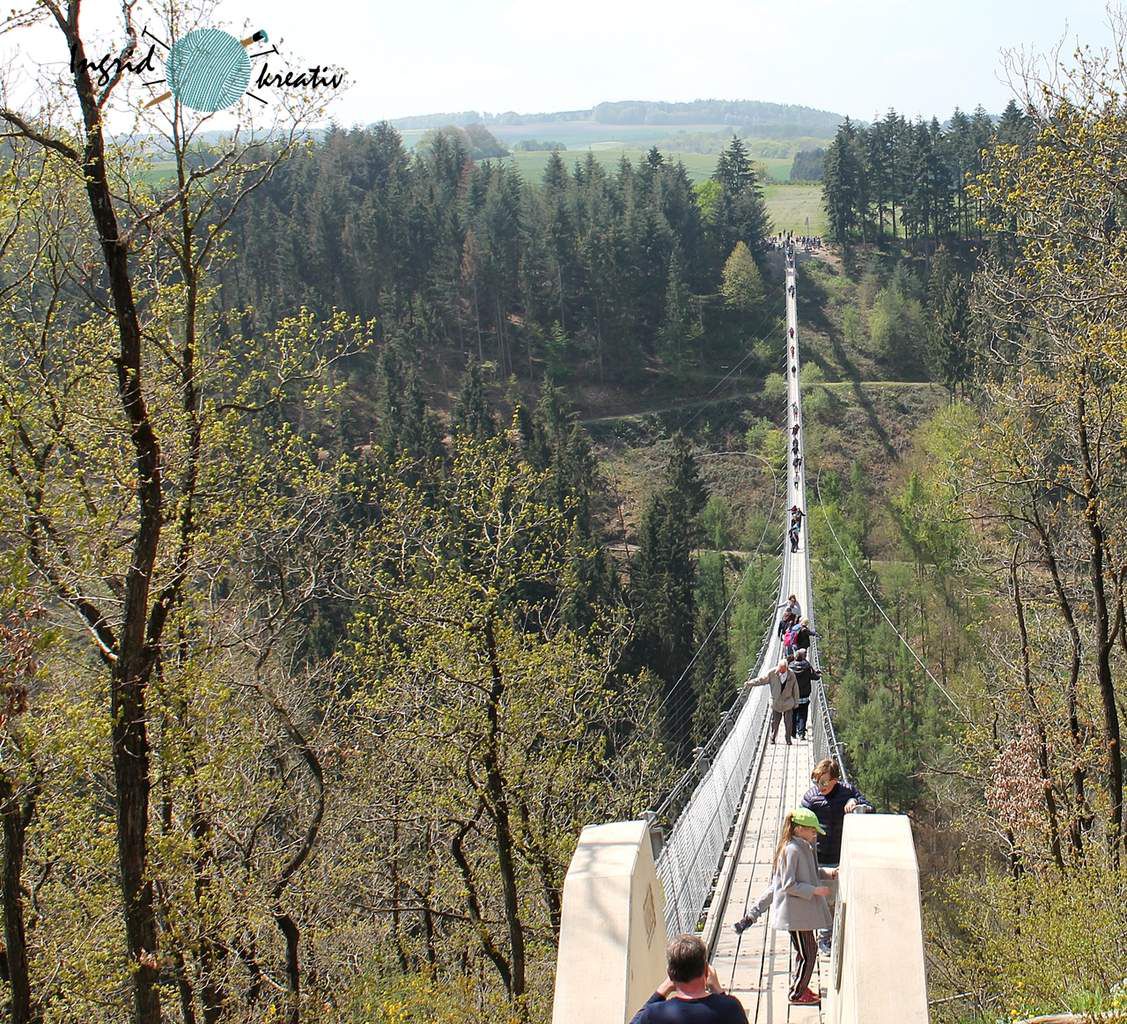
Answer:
top-left (710, 254), bottom-right (823, 1023)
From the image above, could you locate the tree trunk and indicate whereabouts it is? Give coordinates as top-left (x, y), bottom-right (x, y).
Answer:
top-left (482, 618), bottom-right (526, 997)
top-left (1075, 386), bottom-right (1123, 862)
top-left (0, 778), bottom-right (37, 1024)
top-left (1011, 548), bottom-right (1066, 872)
top-left (1030, 504), bottom-right (1089, 853)
top-left (66, 28), bottom-right (164, 1024)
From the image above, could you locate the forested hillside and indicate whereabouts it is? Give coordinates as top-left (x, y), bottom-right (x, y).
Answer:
top-left (222, 128), bottom-right (769, 386)
top-left (1, 4), bottom-right (1126, 1024)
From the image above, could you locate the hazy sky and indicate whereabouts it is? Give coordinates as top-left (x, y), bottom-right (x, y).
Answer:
top-left (3, 0), bottom-right (1119, 125)
top-left (235, 0), bottom-right (1115, 123)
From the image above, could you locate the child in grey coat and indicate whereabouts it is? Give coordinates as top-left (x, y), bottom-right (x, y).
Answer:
top-left (772, 807), bottom-right (837, 1007)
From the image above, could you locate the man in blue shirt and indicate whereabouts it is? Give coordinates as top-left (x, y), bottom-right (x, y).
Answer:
top-left (629, 934), bottom-right (748, 1023)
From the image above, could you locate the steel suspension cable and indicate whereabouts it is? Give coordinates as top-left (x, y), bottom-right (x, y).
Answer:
top-left (653, 460), bottom-right (785, 724)
top-left (813, 472), bottom-right (972, 725)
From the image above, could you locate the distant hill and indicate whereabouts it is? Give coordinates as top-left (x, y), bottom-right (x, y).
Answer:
top-left (387, 109), bottom-right (590, 129)
top-left (386, 98), bottom-right (845, 137)
top-left (591, 99), bottom-right (844, 136)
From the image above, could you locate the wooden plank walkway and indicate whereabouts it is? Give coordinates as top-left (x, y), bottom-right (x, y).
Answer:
top-left (711, 253), bottom-right (824, 1023)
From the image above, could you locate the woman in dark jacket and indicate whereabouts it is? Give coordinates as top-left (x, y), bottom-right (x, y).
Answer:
top-left (800, 758), bottom-right (872, 865)
top-left (801, 758), bottom-right (872, 956)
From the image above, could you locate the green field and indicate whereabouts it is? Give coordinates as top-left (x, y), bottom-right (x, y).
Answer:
top-left (139, 149), bottom-right (824, 234)
top-left (763, 182), bottom-right (826, 236)
top-left (398, 120), bottom-right (830, 158)
top-left (400, 121), bottom-right (737, 151)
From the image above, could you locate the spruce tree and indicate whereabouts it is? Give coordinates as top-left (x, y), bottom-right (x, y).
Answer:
top-left (452, 358), bottom-right (496, 440)
top-left (632, 490), bottom-right (698, 761)
top-left (926, 247), bottom-right (971, 397)
top-left (630, 435), bottom-right (708, 761)
top-left (658, 249), bottom-right (701, 369)
top-left (711, 136), bottom-right (769, 260)
top-left (720, 241), bottom-right (766, 313)
top-left (691, 551), bottom-right (736, 746)
top-left (664, 433), bottom-right (707, 545)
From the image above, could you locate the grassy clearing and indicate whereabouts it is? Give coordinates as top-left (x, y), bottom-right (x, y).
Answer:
top-left (763, 183), bottom-right (826, 235)
top-left (399, 121), bottom-right (739, 151)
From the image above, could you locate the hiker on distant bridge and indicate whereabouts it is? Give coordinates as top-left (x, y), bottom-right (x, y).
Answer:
top-left (790, 648), bottom-right (820, 741)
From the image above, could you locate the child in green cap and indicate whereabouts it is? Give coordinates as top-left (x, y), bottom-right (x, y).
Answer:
top-left (770, 807), bottom-right (838, 1006)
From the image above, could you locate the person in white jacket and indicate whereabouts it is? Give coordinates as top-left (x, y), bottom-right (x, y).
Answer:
top-left (748, 659), bottom-right (798, 744)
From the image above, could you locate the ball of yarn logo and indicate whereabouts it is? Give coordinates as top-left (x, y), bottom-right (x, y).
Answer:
top-left (166, 28), bottom-right (251, 112)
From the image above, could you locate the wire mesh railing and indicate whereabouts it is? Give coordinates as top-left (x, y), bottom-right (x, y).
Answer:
top-left (647, 451), bottom-right (796, 939)
top-left (649, 552), bottom-right (787, 940)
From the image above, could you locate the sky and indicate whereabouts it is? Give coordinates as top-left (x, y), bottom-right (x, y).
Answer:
top-left (0, 0), bottom-right (1119, 126)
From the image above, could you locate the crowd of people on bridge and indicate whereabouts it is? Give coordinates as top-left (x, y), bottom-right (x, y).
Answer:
top-left (733, 268), bottom-right (869, 1008)
top-left (769, 232), bottom-right (823, 253)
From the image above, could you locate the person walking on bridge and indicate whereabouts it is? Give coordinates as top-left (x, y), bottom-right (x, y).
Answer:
top-left (771, 807), bottom-right (836, 1007)
top-left (628, 934), bottom-right (748, 1023)
top-left (748, 659), bottom-right (798, 744)
top-left (789, 648), bottom-right (820, 740)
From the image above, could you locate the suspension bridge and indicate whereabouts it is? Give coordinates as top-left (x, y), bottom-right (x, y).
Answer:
top-left (551, 250), bottom-right (929, 1024)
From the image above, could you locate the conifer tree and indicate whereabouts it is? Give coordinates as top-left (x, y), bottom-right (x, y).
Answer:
top-left (691, 551), bottom-right (736, 745)
top-left (721, 241), bottom-right (766, 314)
top-left (926, 248), bottom-right (972, 397)
top-left (632, 491), bottom-right (698, 761)
top-left (631, 435), bottom-right (707, 761)
top-left (658, 249), bottom-right (701, 369)
top-left (453, 358), bottom-right (496, 439)
top-left (711, 136), bottom-right (769, 261)
top-left (665, 433), bottom-right (708, 542)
